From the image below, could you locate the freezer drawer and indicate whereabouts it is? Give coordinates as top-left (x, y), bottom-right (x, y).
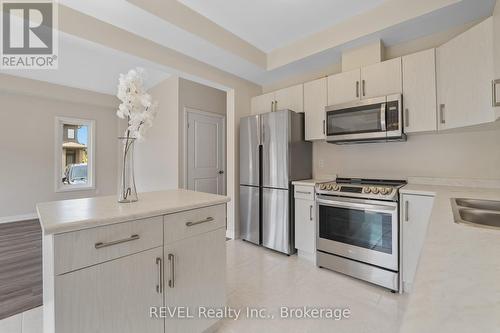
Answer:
top-left (262, 187), bottom-right (293, 254)
top-left (239, 185), bottom-right (260, 245)
top-left (239, 115), bottom-right (260, 186)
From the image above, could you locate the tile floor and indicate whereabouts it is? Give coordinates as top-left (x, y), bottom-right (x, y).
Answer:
top-left (217, 240), bottom-right (408, 333)
top-left (0, 240), bottom-right (408, 333)
top-left (0, 307), bottom-right (42, 333)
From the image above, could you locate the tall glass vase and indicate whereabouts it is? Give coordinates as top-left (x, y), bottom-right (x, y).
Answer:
top-left (118, 137), bottom-right (138, 203)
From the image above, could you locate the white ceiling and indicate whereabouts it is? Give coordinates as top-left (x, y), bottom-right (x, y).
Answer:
top-left (177, 0), bottom-right (387, 52)
top-left (4, 0), bottom-right (496, 93)
top-left (0, 32), bottom-right (171, 95)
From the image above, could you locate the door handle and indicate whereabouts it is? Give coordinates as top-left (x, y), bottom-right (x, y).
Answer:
top-left (356, 81), bottom-right (360, 98)
top-left (404, 201), bottom-right (409, 222)
top-left (492, 79), bottom-right (500, 107)
top-left (274, 100), bottom-right (278, 111)
top-left (186, 216), bottom-right (214, 227)
top-left (271, 101), bottom-right (274, 112)
top-left (380, 103), bottom-right (387, 131)
top-left (156, 257), bottom-right (163, 294)
top-left (309, 205), bottom-right (313, 221)
top-left (218, 170), bottom-right (224, 175)
top-left (404, 108), bottom-right (409, 128)
top-left (323, 120), bottom-right (326, 135)
top-left (296, 191), bottom-right (311, 195)
top-left (439, 104), bottom-right (446, 124)
top-left (168, 253), bottom-right (175, 288)
top-left (94, 234), bottom-right (140, 249)
top-left (362, 80), bottom-right (366, 97)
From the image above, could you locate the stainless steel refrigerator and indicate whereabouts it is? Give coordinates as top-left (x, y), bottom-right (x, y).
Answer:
top-left (239, 110), bottom-right (312, 254)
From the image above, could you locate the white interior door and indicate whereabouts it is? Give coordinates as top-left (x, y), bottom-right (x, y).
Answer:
top-left (186, 109), bottom-right (225, 195)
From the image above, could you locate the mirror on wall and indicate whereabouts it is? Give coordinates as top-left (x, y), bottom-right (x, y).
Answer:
top-left (55, 117), bottom-right (95, 192)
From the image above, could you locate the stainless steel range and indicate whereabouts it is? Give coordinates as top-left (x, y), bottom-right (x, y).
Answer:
top-left (315, 178), bottom-right (406, 292)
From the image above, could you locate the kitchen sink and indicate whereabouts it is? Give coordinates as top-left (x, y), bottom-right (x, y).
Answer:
top-left (454, 198), bottom-right (500, 211)
top-left (451, 198), bottom-right (500, 229)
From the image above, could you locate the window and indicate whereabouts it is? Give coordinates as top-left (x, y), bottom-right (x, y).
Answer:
top-left (55, 117), bottom-right (95, 192)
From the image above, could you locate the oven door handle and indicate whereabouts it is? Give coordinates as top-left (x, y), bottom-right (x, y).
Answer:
top-left (316, 198), bottom-right (397, 213)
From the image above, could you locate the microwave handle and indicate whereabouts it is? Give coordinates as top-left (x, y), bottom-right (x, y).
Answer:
top-left (380, 103), bottom-right (387, 131)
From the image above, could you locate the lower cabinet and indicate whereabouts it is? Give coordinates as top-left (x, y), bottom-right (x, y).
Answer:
top-left (46, 204), bottom-right (227, 333)
top-left (164, 228), bottom-right (226, 333)
top-left (294, 184), bottom-right (316, 262)
top-left (401, 194), bottom-right (435, 292)
top-left (55, 247), bottom-right (164, 333)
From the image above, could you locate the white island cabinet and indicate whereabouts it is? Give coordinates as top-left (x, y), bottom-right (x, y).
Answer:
top-left (37, 189), bottom-right (230, 333)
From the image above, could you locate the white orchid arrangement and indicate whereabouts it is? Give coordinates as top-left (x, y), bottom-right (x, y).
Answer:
top-left (116, 67), bottom-right (158, 202)
top-left (116, 67), bottom-right (158, 140)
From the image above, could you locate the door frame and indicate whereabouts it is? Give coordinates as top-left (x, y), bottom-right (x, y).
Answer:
top-left (183, 107), bottom-right (226, 195)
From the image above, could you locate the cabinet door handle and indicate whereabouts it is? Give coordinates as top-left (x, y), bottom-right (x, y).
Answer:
top-left (309, 205), bottom-right (313, 221)
top-left (404, 108), bottom-right (409, 128)
top-left (186, 216), bottom-right (214, 227)
top-left (94, 234), bottom-right (140, 249)
top-left (405, 201), bottom-right (410, 222)
top-left (362, 80), bottom-right (366, 97)
top-left (296, 191), bottom-right (311, 195)
top-left (275, 100), bottom-right (278, 111)
top-left (156, 257), bottom-right (163, 294)
top-left (271, 101), bottom-right (274, 112)
top-left (439, 104), bottom-right (446, 124)
top-left (492, 79), bottom-right (500, 107)
top-left (168, 253), bottom-right (175, 288)
top-left (356, 81), bottom-right (360, 98)
top-left (323, 120), bottom-right (326, 135)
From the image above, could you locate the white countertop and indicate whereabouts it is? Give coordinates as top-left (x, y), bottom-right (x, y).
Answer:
top-left (36, 189), bottom-right (230, 235)
top-left (399, 184), bottom-right (500, 333)
top-left (292, 178), bottom-right (333, 186)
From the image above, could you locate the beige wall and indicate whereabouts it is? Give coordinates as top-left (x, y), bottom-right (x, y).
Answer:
top-left (134, 77), bottom-right (227, 192)
top-left (0, 75), bottom-right (118, 219)
top-left (178, 78), bottom-right (227, 188)
top-left (57, 5), bottom-right (262, 239)
top-left (134, 76), bottom-right (179, 192)
top-left (313, 126), bottom-right (500, 180)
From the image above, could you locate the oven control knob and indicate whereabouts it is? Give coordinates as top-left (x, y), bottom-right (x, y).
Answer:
top-left (371, 187), bottom-right (379, 194)
top-left (380, 188), bottom-right (388, 195)
top-left (327, 184), bottom-right (334, 191)
top-left (385, 187), bottom-right (392, 194)
top-left (363, 187), bottom-right (371, 193)
top-left (320, 184), bottom-right (327, 190)
top-left (333, 185), bottom-right (340, 191)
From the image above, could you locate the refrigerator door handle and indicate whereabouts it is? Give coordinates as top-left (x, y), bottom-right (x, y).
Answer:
top-left (256, 115), bottom-right (261, 146)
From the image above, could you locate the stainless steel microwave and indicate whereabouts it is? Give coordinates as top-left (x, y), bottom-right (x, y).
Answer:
top-left (325, 94), bottom-right (405, 144)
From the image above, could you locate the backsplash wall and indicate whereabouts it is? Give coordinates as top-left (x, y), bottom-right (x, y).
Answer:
top-left (313, 126), bottom-right (500, 180)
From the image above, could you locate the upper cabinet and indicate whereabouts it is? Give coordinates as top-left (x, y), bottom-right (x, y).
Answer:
top-left (304, 77), bottom-right (327, 140)
top-left (437, 17), bottom-right (497, 130)
top-left (327, 58), bottom-right (402, 105)
top-left (360, 58), bottom-right (402, 99)
top-left (275, 84), bottom-right (304, 113)
top-left (327, 68), bottom-right (360, 105)
top-left (493, 3), bottom-right (500, 109)
top-left (251, 92), bottom-right (275, 115)
top-left (402, 49), bottom-right (437, 133)
top-left (251, 84), bottom-right (303, 115)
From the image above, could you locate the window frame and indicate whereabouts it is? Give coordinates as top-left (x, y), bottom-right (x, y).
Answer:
top-left (55, 116), bottom-right (96, 192)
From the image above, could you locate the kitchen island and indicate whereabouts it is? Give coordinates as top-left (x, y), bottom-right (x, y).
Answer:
top-left (37, 189), bottom-right (230, 333)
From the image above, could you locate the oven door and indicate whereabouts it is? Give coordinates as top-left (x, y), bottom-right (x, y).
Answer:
top-left (326, 96), bottom-right (387, 142)
top-left (316, 195), bottom-right (398, 271)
